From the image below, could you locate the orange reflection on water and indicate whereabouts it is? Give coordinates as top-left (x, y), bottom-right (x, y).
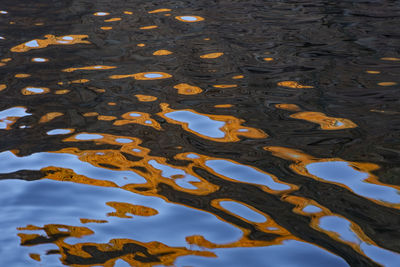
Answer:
top-left (186, 234), bottom-right (291, 251)
top-left (57, 79), bottom-right (90, 85)
top-left (94, 12), bottom-right (110, 16)
top-left (80, 218), bottom-right (108, 224)
top-left (175, 152), bottom-right (296, 194)
top-left (62, 65), bottom-right (116, 72)
top-left (140, 25), bottom-right (158, 30)
top-left (63, 132), bottom-right (137, 146)
top-left (200, 52), bottom-right (223, 59)
top-left (106, 201), bottom-right (158, 218)
top-left (18, 223), bottom-right (215, 267)
top-left (370, 109), bottom-right (399, 115)
top-left (277, 81), bottom-right (313, 88)
top-left (15, 73), bottom-right (31, 78)
top-left (39, 112), bottom-right (63, 123)
top-left (381, 57), bottom-right (400, 61)
top-left (275, 103), bottom-right (301, 111)
top-left (29, 254), bottom-right (40, 262)
top-left (290, 111), bottom-right (357, 130)
top-left (186, 199), bottom-right (293, 250)
top-left (264, 146), bottom-right (400, 208)
top-left (83, 112), bottom-right (99, 117)
top-left (149, 9), bottom-right (172, 14)
top-left (213, 84), bottom-right (237, 88)
top-left (135, 94), bottom-right (158, 102)
top-left (54, 89), bottom-right (70, 95)
top-left (378, 82), bottom-right (397, 86)
top-left (18, 223), bottom-right (93, 240)
top-left (31, 57), bottom-right (48, 62)
top-left (0, 106), bottom-right (31, 130)
top-left (72, 79), bottom-right (90, 84)
top-left (282, 195), bottom-right (400, 267)
top-left (174, 83), bottom-right (203, 95)
top-left (110, 72), bottom-right (172, 80)
top-left (11, 147), bottom-right (322, 266)
top-left (213, 198), bottom-right (291, 235)
top-left (47, 142), bottom-right (298, 255)
top-left (104, 17), bottom-right (121, 22)
top-left (282, 195), bottom-right (326, 217)
top-left (175, 16), bottom-right (204, 22)
top-left (264, 146), bottom-right (378, 178)
top-left (92, 88), bottom-right (106, 93)
top-left (113, 111), bottom-right (162, 130)
top-left (282, 195), bottom-right (377, 255)
top-left (214, 104), bottom-right (233, 108)
top-left (11, 35), bottom-right (90, 52)
top-left (366, 70), bottom-right (380, 74)
top-left (153, 49), bottom-right (173, 56)
top-left (43, 166), bottom-right (119, 188)
top-left (52, 136), bottom-right (219, 196)
top-left (97, 115), bottom-right (117, 121)
top-left (213, 199), bottom-right (267, 223)
top-left (21, 87), bottom-right (50, 95)
top-left (158, 103), bottom-right (268, 142)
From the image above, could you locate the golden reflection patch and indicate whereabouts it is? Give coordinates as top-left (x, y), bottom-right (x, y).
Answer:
top-left (110, 72), bottom-right (172, 80)
top-left (275, 104), bottom-right (301, 111)
top-left (277, 81), bottom-right (313, 88)
top-left (15, 73), bottom-right (31, 78)
top-left (39, 112), bottom-right (63, 123)
top-left (153, 49), bottom-right (173, 56)
top-left (21, 87), bottom-right (50, 95)
top-left (135, 94), bottom-right (158, 102)
top-left (290, 111), bottom-right (357, 130)
top-left (158, 103), bottom-right (268, 142)
top-left (149, 9), bottom-right (172, 13)
top-left (213, 84), bottom-right (237, 88)
top-left (200, 52), bottom-right (223, 59)
top-left (175, 15), bottom-right (205, 22)
top-left (140, 25), bottom-right (158, 30)
top-left (106, 201), bottom-right (158, 218)
top-left (18, 224), bottom-right (215, 266)
top-left (214, 104), bottom-right (233, 108)
top-left (113, 111), bottom-right (162, 130)
top-left (264, 146), bottom-right (400, 208)
top-left (378, 82), bottom-right (397, 86)
top-left (11, 35), bottom-right (90, 52)
top-left (174, 83), bottom-right (203, 95)
top-left (62, 65), bottom-right (116, 72)
top-left (104, 17), bottom-right (121, 22)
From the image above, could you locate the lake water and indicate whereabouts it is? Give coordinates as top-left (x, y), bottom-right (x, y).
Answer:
top-left (0, 0), bottom-right (399, 266)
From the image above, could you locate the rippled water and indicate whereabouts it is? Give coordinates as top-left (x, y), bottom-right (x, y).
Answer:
top-left (0, 1), bottom-right (400, 266)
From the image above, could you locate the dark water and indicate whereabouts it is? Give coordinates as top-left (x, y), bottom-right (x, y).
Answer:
top-left (0, 0), bottom-right (400, 266)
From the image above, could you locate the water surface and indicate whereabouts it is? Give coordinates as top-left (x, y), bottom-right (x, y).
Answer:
top-left (0, 0), bottom-right (400, 266)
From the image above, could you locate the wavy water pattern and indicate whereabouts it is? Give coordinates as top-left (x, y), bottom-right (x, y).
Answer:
top-left (0, 0), bottom-right (399, 266)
